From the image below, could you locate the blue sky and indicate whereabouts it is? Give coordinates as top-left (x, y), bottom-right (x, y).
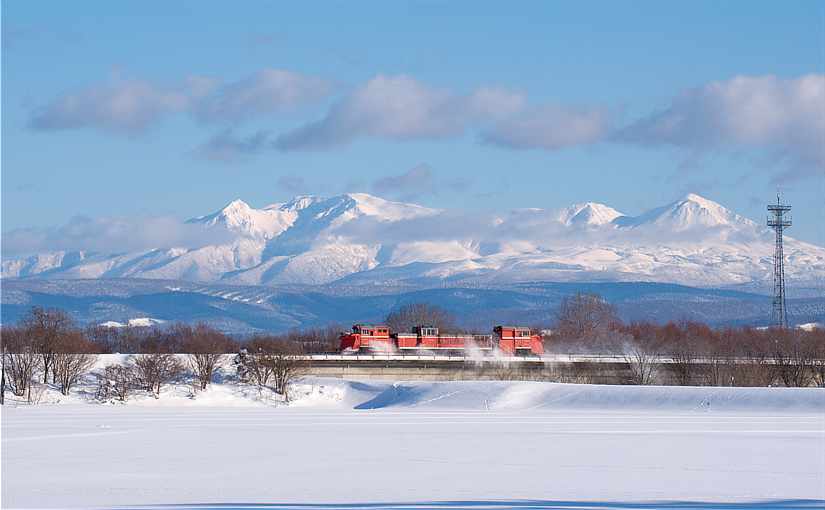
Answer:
top-left (3, 1), bottom-right (824, 246)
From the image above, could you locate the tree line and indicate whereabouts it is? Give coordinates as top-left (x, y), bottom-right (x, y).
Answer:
top-left (1, 307), bottom-right (318, 404)
top-left (550, 293), bottom-right (825, 387)
top-left (2, 298), bottom-right (824, 404)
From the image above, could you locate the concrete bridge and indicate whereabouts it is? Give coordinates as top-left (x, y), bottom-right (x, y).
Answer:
top-left (302, 353), bottom-right (818, 385)
top-left (304, 354), bottom-right (642, 384)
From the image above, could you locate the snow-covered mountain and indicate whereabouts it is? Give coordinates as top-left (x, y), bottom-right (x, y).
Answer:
top-left (3, 192), bottom-right (825, 289)
top-left (558, 202), bottom-right (624, 227)
top-left (186, 195), bottom-right (324, 239)
top-left (613, 193), bottom-right (757, 231)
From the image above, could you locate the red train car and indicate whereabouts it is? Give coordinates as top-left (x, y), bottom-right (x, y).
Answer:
top-left (494, 326), bottom-right (544, 355)
top-left (339, 324), bottom-right (543, 355)
top-left (339, 324), bottom-right (394, 352)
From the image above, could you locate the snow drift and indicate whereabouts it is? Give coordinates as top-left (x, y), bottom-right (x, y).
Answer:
top-left (5, 354), bottom-right (823, 414)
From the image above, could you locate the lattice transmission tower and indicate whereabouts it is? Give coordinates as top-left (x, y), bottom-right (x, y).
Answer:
top-left (767, 193), bottom-right (792, 328)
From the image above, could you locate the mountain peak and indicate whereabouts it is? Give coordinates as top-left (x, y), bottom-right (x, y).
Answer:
top-left (222, 198), bottom-right (253, 213)
top-left (680, 193), bottom-right (720, 208)
top-left (226, 198), bottom-right (249, 206)
top-left (273, 195), bottom-right (323, 212)
top-left (189, 197), bottom-right (298, 239)
top-left (559, 202), bottom-right (624, 226)
top-left (341, 192), bottom-right (439, 220)
top-left (683, 192), bottom-right (707, 202)
top-left (614, 193), bottom-right (754, 230)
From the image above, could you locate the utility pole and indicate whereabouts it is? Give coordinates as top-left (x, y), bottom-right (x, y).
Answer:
top-left (767, 193), bottom-right (792, 328)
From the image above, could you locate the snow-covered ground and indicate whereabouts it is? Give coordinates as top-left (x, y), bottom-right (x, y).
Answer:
top-left (2, 375), bottom-right (824, 509)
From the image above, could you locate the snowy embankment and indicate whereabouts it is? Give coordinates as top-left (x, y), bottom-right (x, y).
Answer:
top-left (8, 377), bottom-right (825, 413)
top-left (343, 379), bottom-right (825, 413)
top-left (2, 353), bottom-right (824, 413)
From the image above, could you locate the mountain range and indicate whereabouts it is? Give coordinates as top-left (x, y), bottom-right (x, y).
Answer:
top-left (4, 192), bottom-right (824, 290)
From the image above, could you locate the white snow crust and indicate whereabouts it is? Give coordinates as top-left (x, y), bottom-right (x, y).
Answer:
top-left (2, 363), bottom-right (824, 508)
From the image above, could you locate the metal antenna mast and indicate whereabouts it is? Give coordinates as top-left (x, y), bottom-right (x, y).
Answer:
top-left (767, 193), bottom-right (792, 328)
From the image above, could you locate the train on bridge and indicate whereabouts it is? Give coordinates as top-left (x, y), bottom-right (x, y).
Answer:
top-left (339, 324), bottom-right (544, 355)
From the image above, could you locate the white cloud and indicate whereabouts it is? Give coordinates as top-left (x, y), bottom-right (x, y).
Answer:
top-left (467, 87), bottom-right (527, 119)
top-left (29, 78), bottom-right (191, 134)
top-left (193, 69), bottom-right (332, 123)
top-left (372, 164), bottom-right (437, 200)
top-left (29, 70), bottom-right (823, 181)
top-left (194, 129), bottom-right (271, 162)
top-left (480, 105), bottom-right (614, 150)
top-left (617, 74), bottom-right (825, 175)
top-left (2, 215), bottom-right (236, 256)
top-left (275, 75), bottom-right (468, 150)
top-left (29, 69), bottom-right (331, 135)
top-left (275, 74), bottom-right (614, 152)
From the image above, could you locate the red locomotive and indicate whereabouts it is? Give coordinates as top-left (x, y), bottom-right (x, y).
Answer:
top-left (340, 324), bottom-right (544, 355)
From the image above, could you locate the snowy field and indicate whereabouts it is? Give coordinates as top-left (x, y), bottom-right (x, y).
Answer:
top-left (2, 378), bottom-right (824, 509)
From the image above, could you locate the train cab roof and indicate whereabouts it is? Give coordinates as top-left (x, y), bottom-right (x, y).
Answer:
top-left (352, 324), bottom-right (390, 335)
top-left (413, 325), bottom-right (439, 336)
top-left (494, 325), bottom-right (534, 337)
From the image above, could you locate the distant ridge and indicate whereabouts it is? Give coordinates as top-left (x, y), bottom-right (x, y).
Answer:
top-left (3, 192), bottom-right (825, 288)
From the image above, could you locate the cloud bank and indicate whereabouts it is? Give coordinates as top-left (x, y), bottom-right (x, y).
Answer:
top-left (28, 70), bottom-right (824, 179)
top-left (2, 215), bottom-right (236, 256)
top-left (480, 105), bottom-right (614, 150)
top-left (192, 69), bottom-right (331, 123)
top-left (29, 78), bottom-right (192, 134)
top-left (195, 129), bottom-right (272, 162)
top-left (616, 74), bottom-right (825, 177)
top-left (273, 75), bottom-right (608, 151)
top-left (30, 69), bottom-right (332, 135)
top-left (372, 164), bottom-right (437, 200)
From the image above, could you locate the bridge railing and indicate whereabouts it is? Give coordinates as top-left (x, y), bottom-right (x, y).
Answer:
top-left (302, 353), bottom-right (824, 364)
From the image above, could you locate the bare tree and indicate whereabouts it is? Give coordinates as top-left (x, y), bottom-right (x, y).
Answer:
top-left (806, 328), bottom-right (825, 388)
top-left (132, 353), bottom-right (184, 396)
top-left (97, 364), bottom-right (136, 401)
top-left (289, 324), bottom-right (343, 353)
top-left (658, 322), bottom-right (718, 386)
top-left (84, 325), bottom-right (119, 354)
top-left (183, 324), bottom-right (232, 390)
top-left (52, 332), bottom-right (97, 395)
top-left (21, 307), bottom-right (74, 384)
top-left (624, 336), bottom-right (659, 385)
top-left (386, 303), bottom-right (457, 334)
top-left (1, 327), bottom-right (40, 400)
top-left (235, 347), bottom-right (276, 388)
top-left (771, 329), bottom-right (813, 387)
top-left (665, 325), bottom-right (701, 386)
top-left (553, 293), bottom-right (620, 352)
top-left (728, 328), bottom-right (774, 387)
top-left (701, 329), bottom-right (734, 386)
top-left (1, 327), bottom-right (9, 404)
top-left (262, 342), bottom-right (309, 400)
